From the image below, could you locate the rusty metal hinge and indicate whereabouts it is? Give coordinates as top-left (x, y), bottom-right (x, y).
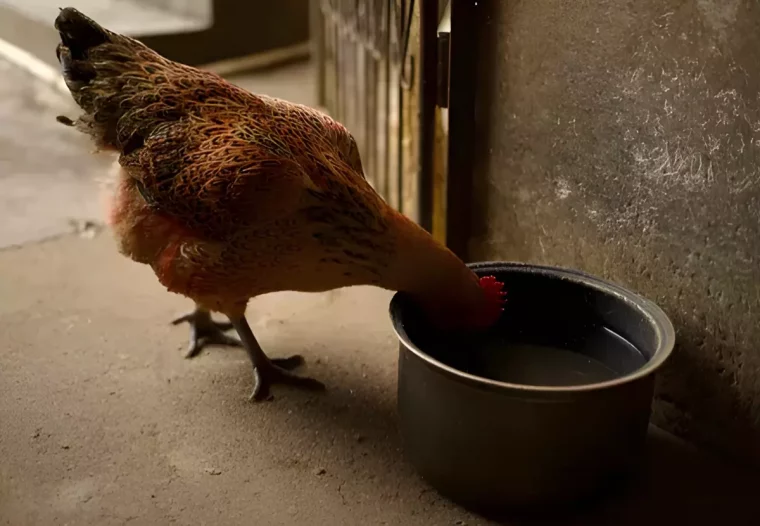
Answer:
top-left (436, 31), bottom-right (450, 108)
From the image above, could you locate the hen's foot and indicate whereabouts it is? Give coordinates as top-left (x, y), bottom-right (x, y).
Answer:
top-left (250, 357), bottom-right (326, 402)
top-left (171, 309), bottom-right (242, 359)
top-left (229, 316), bottom-right (325, 402)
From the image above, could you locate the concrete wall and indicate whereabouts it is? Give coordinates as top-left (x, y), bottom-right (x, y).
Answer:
top-left (467, 0), bottom-right (760, 465)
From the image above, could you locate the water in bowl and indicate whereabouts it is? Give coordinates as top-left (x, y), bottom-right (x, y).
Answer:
top-left (425, 325), bottom-right (646, 387)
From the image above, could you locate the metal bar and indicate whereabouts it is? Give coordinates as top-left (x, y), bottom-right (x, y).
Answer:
top-left (352, 1), bottom-right (361, 159)
top-left (332, 1), bottom-right (341, 121)
top-left (397, 75), bottom-right (405, 215)
top-left (310, 0), bottom-right (326, 107)
top-left (316, 0), bottom-right (411, 209)
top-left (366, 2), bottom-right (379, 188)
top-left (365, 46), bottom-right (376, 184)
top-left (394, 0), bottom-right (409, 215)
top-left (383, 0), bottom-right (392, 205)
top-left (446, 0), bottom-right (477, 259)
top-left (345, 0), bottom-right (362, 140)
top-left (399, 0), bottom-right (416, 89)
top-left (335, 1), bottom-right (344, 123)
top-left (417, 0), bottom-right (438, 232)
top-left (436, 31), bottom-right (449, 109)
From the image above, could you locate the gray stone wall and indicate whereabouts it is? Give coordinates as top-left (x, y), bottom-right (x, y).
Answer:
top-left (468, 0), bottom-right (760, 464)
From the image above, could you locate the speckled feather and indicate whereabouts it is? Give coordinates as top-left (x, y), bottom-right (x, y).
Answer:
top-left (54, 8), bottom-right (503, 328)
top-left (54, 8), bottom-right (395, 315)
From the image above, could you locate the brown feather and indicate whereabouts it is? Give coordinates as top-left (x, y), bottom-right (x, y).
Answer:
top-left (55, 7), bottom-right (490, 328)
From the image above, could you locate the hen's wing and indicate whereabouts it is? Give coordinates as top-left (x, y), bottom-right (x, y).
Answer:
top-left (119, 109), bottom-right (324, 239)
top-left (256, 95), bottom-right (366, 179)
top-left (55, 7), bottom-right (369, 238)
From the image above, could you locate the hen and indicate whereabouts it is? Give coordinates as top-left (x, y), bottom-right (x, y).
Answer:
top-left (54, 7), bottom-right (505, 401)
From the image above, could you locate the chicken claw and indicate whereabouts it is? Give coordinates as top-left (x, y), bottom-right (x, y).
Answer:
top-left (171, 307), bottom-right (242, 358)
top-left (230, 316), bottom-right (325, 402)
top-left (251, 360), bottom-right (326, 402)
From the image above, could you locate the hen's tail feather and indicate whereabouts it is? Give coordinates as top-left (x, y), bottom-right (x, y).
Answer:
top-left (54, 8), bottom-right (138, 148)
top-left (55, 8), bottom-right (109, 98)
top-left (56, 115), bottom-right (76, 126)
top-left (55, 7), bottom-right (110, 60)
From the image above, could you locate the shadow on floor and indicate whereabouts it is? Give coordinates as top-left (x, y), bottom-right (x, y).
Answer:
top-left (214, 355), bottom-right (759, 526)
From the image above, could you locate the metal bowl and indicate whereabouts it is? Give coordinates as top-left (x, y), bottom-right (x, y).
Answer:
top-left (389, 261), bottom-right (675, 515)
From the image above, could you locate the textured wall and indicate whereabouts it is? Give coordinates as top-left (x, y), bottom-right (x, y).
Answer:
top-left (468, 0), bottom-right (760, 465)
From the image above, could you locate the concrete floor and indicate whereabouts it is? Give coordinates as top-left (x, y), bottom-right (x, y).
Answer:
top-left (0, 58), bottom-right (758, 525)
top-left (0, 56), bottom-right (107, 248)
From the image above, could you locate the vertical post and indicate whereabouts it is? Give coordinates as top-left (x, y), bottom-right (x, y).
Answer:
top-left (445, 0), bottom-right (477, 259)
top-left (384, 0), bottom-right (393, 206)
top-left (311, 0), bottom-right (326, 107)
top-left (431, 30), bottom-right (450, 246)
top-left (436, 32), bottom-right (450, 109)
top-left (418, 0), bottom-right (438, 232)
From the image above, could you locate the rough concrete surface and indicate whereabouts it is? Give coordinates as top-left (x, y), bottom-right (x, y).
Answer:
top-left (0, 56), bottom-right (107, 248)
top-left (468, 0), bottom-right (760, 465)
top-left (0, 55), bottom-right (758, 525)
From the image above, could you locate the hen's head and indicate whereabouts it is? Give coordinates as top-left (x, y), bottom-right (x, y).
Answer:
top-left (381, 209), bottom-right (507, 332)
top-left (416, 273), bottom-right (507, 332)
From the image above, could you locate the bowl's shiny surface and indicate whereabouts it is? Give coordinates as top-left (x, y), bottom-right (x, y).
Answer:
top-left (390, 262), bottom-right (675, 516)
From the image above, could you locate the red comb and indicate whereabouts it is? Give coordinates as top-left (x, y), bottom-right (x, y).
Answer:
top-left (477, 275), bottom-right (507, 327)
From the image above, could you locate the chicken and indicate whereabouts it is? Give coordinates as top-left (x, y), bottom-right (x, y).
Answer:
top-left (53, 7), bottom-right (506, 401)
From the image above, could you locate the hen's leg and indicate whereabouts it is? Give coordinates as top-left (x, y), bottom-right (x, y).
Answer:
top-left (230, 316), bottom-right (325, 402)
top-left (171, 305), bottom-right (242, 358)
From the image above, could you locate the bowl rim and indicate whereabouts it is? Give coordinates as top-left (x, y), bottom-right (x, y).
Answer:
top-left (388, 261), bottom-right (676, 393)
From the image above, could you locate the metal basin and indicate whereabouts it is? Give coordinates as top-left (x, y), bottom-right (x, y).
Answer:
top-left (389, 262), bottom-right (675, 515)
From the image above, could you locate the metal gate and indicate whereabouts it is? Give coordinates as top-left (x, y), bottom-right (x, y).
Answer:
top-left (311, 0), bottom-right (486, 259)
top-left (312, 0), bottom-right (421, 221)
